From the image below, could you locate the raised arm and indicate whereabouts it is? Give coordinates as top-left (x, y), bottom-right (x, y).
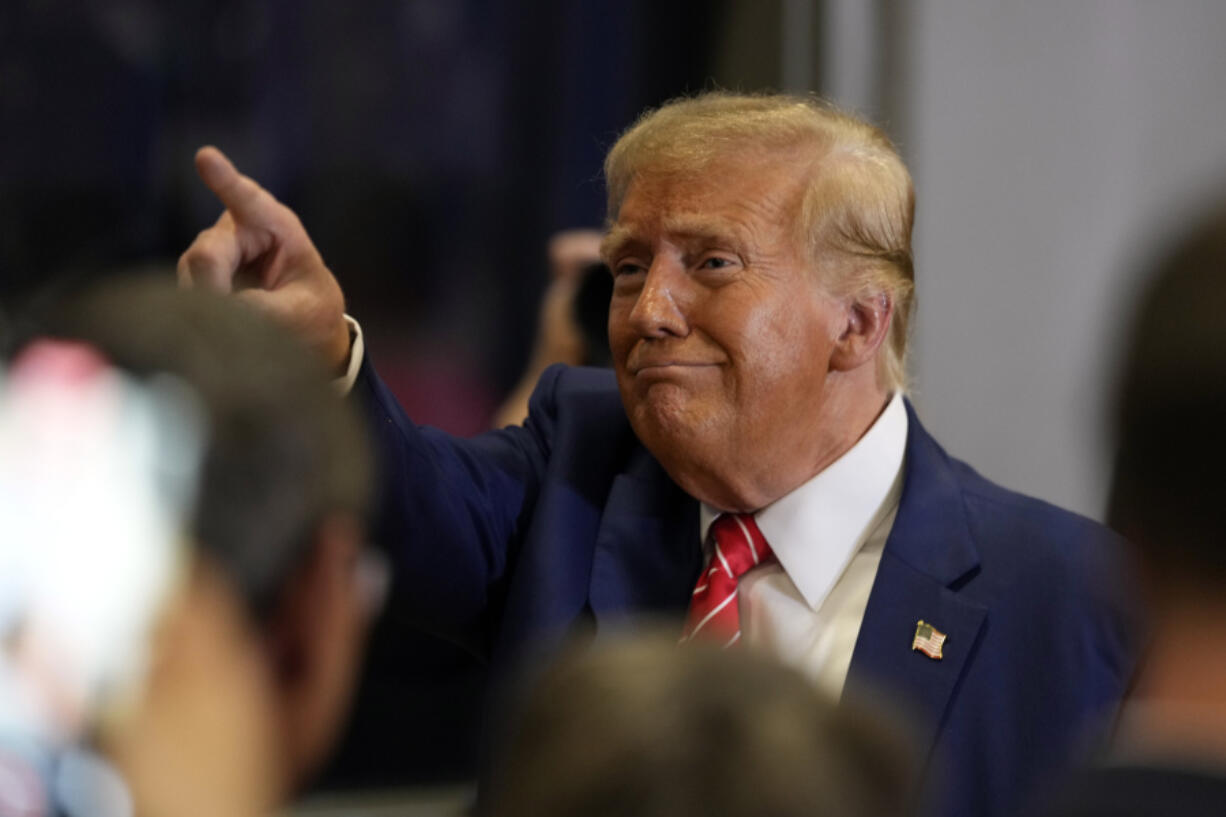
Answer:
top-left (178, 146), bottom-right (352, 373)
top-left (178, 146), bottom-right (561, 652)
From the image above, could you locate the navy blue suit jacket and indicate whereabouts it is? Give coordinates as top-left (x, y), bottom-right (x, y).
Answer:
top-left (356, 358), bottom-right (1138, 817)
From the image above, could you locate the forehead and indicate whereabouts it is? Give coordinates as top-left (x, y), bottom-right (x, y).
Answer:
top-left (607, 157), bottom-right (809, 249)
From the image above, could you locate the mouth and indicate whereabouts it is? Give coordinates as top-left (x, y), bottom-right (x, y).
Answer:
top-left (630, 361), bottom-right (719, 379)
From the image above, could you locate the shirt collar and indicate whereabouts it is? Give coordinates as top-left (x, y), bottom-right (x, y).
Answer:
top-left (699, 391), bottom-right (909, 609)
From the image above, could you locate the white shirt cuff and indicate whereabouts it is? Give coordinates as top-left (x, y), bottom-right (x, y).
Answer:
top-left (332, 314), bottom-right (365, 396)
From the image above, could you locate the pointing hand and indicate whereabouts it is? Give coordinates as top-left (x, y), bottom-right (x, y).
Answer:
top-left (178, 147), bottom-right (352, 373)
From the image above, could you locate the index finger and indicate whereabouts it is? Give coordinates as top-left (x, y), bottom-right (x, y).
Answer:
top-left (194, 145), bottom-right (278, 226)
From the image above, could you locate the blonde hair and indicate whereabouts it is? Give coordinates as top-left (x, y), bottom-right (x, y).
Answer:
top-left (604, 92), bottom-right (916, 391)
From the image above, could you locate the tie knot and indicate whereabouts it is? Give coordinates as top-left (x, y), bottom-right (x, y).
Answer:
top-left (708, 513), bottom-right (772, 581)
top-left (681, 514), bottom-right (774, 647)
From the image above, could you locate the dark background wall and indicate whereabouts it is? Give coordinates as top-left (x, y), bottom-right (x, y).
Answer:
top-left (0, 0), bottom-right (741, 436)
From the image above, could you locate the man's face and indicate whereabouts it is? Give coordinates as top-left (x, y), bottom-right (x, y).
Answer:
top-left (604, 154), bottom-right (852, 511)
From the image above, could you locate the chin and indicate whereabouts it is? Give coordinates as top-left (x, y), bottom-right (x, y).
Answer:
top-left (626, 400), bottom-right (755, 507)
top-left (627, 389), bottom-right (706, 449)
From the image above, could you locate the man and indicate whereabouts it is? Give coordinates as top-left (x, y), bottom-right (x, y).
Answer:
top-left (1037, 200), bottom-right (1226, 816)
top-left (0, 282), bottom-right (378, 817)
top-left (179, 92), bottom-right (1137, 817)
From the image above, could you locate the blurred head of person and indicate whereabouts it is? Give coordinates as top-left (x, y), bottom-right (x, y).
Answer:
top-left (0, 279), bottom-right (376, 817)
top-left (1103, 198), bottom-right (1226, 765)
top-left (1109, 199), bottom-right (1226, 606)
top-left (487, 634), bottom-right (917, 817)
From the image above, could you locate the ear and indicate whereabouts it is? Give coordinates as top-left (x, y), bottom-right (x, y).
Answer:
top-left (830, 292), bottom-right (894, 373)
top-left (265, 514), bottom-right (368, 789)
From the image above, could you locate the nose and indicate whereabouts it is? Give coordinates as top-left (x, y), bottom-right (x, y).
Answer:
top-left (627, 258), bottom-right (689, 339)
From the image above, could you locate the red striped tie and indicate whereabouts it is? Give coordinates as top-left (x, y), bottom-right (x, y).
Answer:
top-left (680, 513), bottom-right (774, 648)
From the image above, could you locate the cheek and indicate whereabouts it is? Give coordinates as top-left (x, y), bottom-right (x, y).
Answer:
top-left (731, 299), bottom-right (835, 396)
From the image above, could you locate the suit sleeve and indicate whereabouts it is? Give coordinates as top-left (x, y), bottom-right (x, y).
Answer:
top-left (350, 353), bottom-right (565, 655)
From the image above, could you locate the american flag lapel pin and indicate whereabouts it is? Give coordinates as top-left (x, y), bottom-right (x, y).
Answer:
top-left (912, 619), bottom-right (946, 660)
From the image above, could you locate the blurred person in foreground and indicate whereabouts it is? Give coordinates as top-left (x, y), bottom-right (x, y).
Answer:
top-left (178, 91), bottom-right (1138, 817)
top-left (488, 634), bottom-right (917, 817)
top-left (0, 281), bottom-right (376, 817)
top-left (1037, 201), bottom-right (1226, 816)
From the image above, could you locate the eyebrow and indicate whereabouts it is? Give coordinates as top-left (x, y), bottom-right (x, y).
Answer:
top-left (600, 225), bottom-right (636, 263)
top-left (601, 216), bottom-right (753, 262)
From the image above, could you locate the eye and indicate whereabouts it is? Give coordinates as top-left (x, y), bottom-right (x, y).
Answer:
top-left (613, 260), bottom-right (647, 277)
top-left (697, 255), bottom-right (738, 272)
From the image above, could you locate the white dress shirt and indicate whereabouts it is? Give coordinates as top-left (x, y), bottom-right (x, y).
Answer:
top-left (699, 393), bottom-right (908, 697)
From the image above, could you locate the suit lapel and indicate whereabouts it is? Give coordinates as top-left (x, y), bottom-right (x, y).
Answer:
top-left (589, 445), bottom-right (702, 640)
top-left (845, 401), bottom-right (987, 761)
